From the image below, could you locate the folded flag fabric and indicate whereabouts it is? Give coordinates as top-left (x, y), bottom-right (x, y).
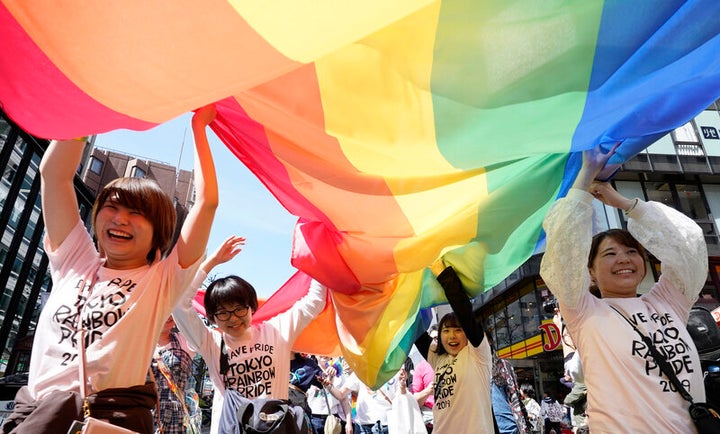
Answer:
top-left (2, 0), bottom-right (720, 387)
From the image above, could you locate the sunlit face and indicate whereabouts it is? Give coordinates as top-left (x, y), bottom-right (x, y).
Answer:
top-left (441, 325), bottom-right (468, 356)
top-left (94, 197), bottom-right (154, 270)
top-left (589, 237), bottom-right (646, 298)
top-left (213, 303), bottom-right (252, 339)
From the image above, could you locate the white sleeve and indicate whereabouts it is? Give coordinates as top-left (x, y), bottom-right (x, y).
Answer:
top-left (566, 351), bottom-right (584, 384)
top-left (172, 269), bottom-right (212, 353)
top-left (272, 279), bottom-right (328, 344)
top-left (539, 188), bottom-right (595, 309)
top-left (626, 200), bottom-right (707, 303)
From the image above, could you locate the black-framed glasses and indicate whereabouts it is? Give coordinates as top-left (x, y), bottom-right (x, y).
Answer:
top-left (214, 306), bottom-right (249, 321)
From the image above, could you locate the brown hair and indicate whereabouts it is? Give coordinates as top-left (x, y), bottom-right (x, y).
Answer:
top-left (92, 177), bottom-right (177, 264)
top-left (587, 229), bottom-right (647, 293)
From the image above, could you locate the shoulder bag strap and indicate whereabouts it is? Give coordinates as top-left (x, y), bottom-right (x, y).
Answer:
top-left (322, 387), bottom-right (334, 415)
top-left (376, 386), bottom-right (393, 405)
top-left (78, 328), bottom-right (91, 418)
top-left (433, 369), bottom-right (448, 401)
top-left (219, 337), bottom-right (229, 380)
top-left (77, 275), bottom-right (95, 419)
top-left (608, 305), bottom-right (694, 403)
top-left (236, 399), bottom-right (255, 429)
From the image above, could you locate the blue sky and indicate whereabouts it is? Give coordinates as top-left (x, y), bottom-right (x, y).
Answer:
top-left (94, 113), bottom-right (297, 298)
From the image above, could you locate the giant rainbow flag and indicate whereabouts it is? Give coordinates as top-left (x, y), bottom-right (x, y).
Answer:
top-left (2, 0), bottom-right (720, 387)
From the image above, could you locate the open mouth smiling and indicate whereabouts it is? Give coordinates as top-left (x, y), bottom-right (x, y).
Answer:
top-left (108, 229), bottom-right (132, 240)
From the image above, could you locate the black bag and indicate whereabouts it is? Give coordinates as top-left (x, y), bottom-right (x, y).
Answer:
top-left (218, 389), bottom-right (310, 434)
top-left (217, 339), bottom-right (310, 434)
top-left (687, 307), bottom-right (720, 357)
top-left (690, 403), bottom-right (720, 434)
top-left (0, 386), bottom-right (83, 434)
top-left (237, 398), bottom-right (309, 434)
top-left (705, 364), bottom-right (720, 409)
top-left (287, 386), bottom-right (312, 419)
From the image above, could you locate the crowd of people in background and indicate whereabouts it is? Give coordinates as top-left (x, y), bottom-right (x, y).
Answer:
top-left (2, 110), bottom-right (718, 434)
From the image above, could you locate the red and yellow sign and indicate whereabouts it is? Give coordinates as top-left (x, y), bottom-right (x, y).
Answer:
top-left (497, 319), bottom-right (562, 359)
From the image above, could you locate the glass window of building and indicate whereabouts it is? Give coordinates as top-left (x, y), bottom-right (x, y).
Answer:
top-left (494, 307), bottom-right (510, 348)
top-left (3, 163), bottom-right (17, 185)
top-left (675, 184), bottom-right (708, 220)
top-left (699, 267), bottom-right (719, 307)
top-left (645, 182), bottom-right (674, 207)
top-left (506, 296), bottom-right (524, 345)
top-left (484, 316), bottom-right (496, 347)
top-left (0, 118), bottom-right (10, 142)
top-left (520, 290), bottom-right (541, 339)
top-left (89, 156), bottom-right (104, 175)
top-left (672, 122), bottom-right (699, 143)
top-left (130, 166), bottom-right (146, 178)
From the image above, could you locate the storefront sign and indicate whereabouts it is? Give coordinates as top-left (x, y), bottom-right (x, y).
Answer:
top-left (701, 126), bottom-right (719, 140)
top-left (538, 319), bottom-right (562, 351)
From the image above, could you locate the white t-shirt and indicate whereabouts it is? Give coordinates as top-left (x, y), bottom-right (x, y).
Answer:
top-left (172, 273), bottom-right (327, 434)
top-left (307, 379), bottom-right (344, 417)
top-left (541, 189), bottom-right (707, 434)
top-left (428, 338), bottom-right (494, 434)
top-left (29, 220), bottom-right (201, 399)
top-left (344, 371), bottom-right (400, 426)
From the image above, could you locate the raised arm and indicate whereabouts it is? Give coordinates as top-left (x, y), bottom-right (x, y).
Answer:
top-left (437, 266), bottom-right (484, 347)
top-left (172, 270), bottom-right (212, 353)
top-left (414, 332), bottom-right (432, 360)
top-left (176, 105), bottom-right (219, 268)
top-left (39, 138), bottom-right (85, 250)
top-left (274, 279), bottom-right (327, 340)
top-left (540, 144), bottom-right (625, 308)
top-left (173, 235), bottom-right (245, 350)
top-left (200, 235), bottom-right (246, 275)
top-left (627, 201), bottom-right (707, 301)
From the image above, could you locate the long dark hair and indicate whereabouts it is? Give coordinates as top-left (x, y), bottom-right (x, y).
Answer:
top-left (435, 312), bottom-right (463, 356)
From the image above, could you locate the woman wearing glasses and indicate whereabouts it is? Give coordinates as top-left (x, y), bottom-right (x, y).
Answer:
top-left (172, 236), bottom-right (328, 434)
